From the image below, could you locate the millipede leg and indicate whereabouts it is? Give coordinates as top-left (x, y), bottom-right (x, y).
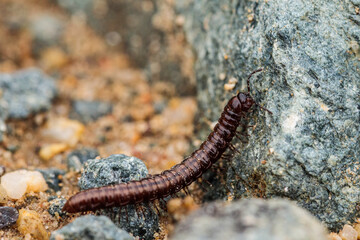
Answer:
top-left (197, 180), bottom-right (207, 191)
top-left (153, 202), bottom-right (161, 215)
top-left (229, 143), bottom-right (241, 154)
top-left (235, 133), bottom-right (249, 144)
top-left (202, 178), bottom-right (213, 187)
top-left (236, 131), bottom-right (250, 137)
top-left (138, 205), bottom-right (146, 219)
top-left (221, 155), bottom-right (232, 161)
top-left (125, 207), bottom-right (129, 222)
top-left (183, 186), bottom-right (193, 196)
top-left (159, 198), bottom-right (168, 211)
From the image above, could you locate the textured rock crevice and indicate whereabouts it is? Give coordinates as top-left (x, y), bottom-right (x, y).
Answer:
top-left (177, 0), bottom-right (360, 231)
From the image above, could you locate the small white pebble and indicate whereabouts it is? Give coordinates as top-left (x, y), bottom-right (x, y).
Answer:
top-left (228, 77), bottom-right (238, 84)
top-left (41, 117), bottom-right (85, 147)
top-left (219, 73), bottom-right (226, 81)
top-left (1, 170), bottom-right (48, 199)
top-left (224, 83), bottom-right (236, 91)
top-left (268, 148), bottom-right (274, 154)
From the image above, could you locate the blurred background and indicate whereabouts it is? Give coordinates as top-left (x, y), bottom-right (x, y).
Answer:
top-left (0, 1), bottom-right (200, 238)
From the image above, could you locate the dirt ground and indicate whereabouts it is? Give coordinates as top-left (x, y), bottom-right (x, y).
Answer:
top-left (0, 0), bottom-right (199, 239)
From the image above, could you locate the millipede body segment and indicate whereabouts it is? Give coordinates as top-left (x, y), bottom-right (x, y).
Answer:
top-left (63, 69), bottom-right (268, 213)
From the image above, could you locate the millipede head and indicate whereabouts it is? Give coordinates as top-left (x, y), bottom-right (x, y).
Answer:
top-left (237, 68), bottom-right (273, 114)
top-left (237, 92), bottom-right (255, 112)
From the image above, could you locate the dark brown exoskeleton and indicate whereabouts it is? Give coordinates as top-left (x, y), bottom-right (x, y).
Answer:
top-left (62, 69), bottom-right (271, 213)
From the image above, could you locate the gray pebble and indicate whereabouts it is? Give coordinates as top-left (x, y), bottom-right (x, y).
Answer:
top-left (69, 100), bottom-right (113, 123)
top-left (66, 147), bottom-right (99, 172)
top-left (79, 154), bottom-right (159, 240)
top-left (48, 198), bottom-right (67, 218)
top-left (38, 168), bottom-right (66, 192)
top-left (79, 154), bottom-right (148, 190)
top-left (56, 0), bottom-right (94, 14)
top-left (171, 198), bottom-right (328, 240)
top-left (50, 215), bottom-right (134, 240)
top-left (29, 14), bottom-right (64, 53)
top-left (0, 68), bottom-right (57, 119)
top-left (0, 118), bottom-right (6, 142)
top-left (0, 92), bottom-right (9, 142)
top-left (0, 206), bottom-right (19, 229)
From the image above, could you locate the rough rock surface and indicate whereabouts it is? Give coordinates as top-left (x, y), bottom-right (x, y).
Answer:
top-left (177, 0), bottom-right (360, 231)
top-left (79, 154), bottom-right (148, 190)
top-left (79, 154), bottom-right (159, 240)
top-left (171, 198), bottom-right (328, 240)
top-left (0, 68), bottom-right (57, 119)
top-left (50, 215), bottom-right (134, 240)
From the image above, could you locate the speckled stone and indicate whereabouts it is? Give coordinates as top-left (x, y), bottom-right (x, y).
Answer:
top-left (171, 198), bottom-right (328, 240)
top-left (177, 0), bottom-right (360, 230)
top-left (50, 215), bottom-right (134, 240)
top-left (0, 68), bottom-right (57, 119)
top-left (48, 197), bottom-right (67, 218)
top-left (79, 154), bottom-right (159, 240)
top-left (79, 154), bottom-right (148, 190)
top-left (38, 168), bottom-right (65, 192)
top-left (69, 100), bottom-right (113, 123)
top-left (0, 206), bottom-right (18, 229)
top-left (66, 147), bottom-right (99, 172)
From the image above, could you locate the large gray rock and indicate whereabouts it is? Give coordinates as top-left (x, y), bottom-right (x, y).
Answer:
top-left (50, 215), bottom-right (134, 240)
top-left (177, 0), bottom-right (360, 231)
top-left (79, 154), bottom-right (159, 240)
top-left (171, 198), bottom-right (328, 240)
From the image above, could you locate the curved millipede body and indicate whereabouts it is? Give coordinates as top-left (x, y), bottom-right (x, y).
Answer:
top-left (62, 69), bottom-right (271, 213)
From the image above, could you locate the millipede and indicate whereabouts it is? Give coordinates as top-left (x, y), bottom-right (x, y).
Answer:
top-left (62, 69), bottom-right (272, 213)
